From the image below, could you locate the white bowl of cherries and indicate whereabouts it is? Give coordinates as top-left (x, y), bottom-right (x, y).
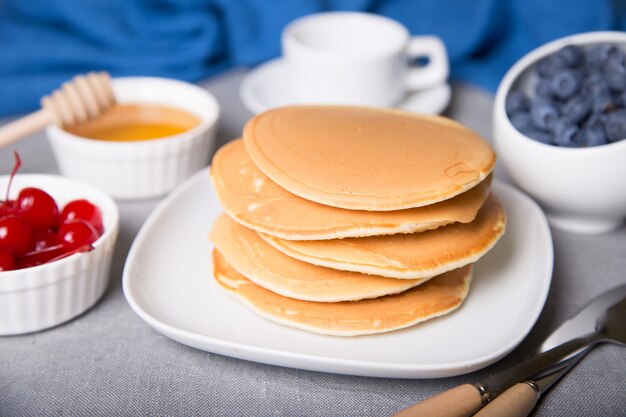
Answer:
top-left (0, 153), bottom-right (119, 335)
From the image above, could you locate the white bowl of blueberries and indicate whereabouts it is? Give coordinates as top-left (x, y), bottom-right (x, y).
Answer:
top-left (494, 31), bottom-right (626, 234)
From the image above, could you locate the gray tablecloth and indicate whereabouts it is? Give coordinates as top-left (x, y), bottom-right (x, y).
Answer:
top-left (1, 70), bottom-right (625, 417)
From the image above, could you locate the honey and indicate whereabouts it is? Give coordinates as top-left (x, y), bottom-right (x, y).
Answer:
top-left (65, 103), bottom-right (202, 142)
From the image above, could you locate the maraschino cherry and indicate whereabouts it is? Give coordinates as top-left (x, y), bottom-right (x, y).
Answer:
top-left (0, 152), bottom-right (105, 271)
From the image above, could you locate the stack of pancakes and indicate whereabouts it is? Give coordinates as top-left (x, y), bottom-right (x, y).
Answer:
top-left (209, 106), bottom-right (506, 337)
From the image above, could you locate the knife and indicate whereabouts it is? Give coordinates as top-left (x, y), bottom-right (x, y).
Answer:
top-left (541, 285), bottom-right (626, 351)
top-left (391, 284), bottom-right (626, 417)
top-left (472, 348), bottom-right (588, 417)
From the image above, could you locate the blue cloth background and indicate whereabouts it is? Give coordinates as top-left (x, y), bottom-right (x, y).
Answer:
top-left (0, 0), bottom-right (623, 116)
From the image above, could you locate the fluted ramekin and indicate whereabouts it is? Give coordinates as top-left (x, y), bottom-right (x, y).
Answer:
top-left (47, 77), bottom-right (220, 200)
top-left (0, 174), bottom-right (119, 335)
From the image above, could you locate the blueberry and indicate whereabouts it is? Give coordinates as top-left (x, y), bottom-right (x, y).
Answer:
top-left (605, 60), bottom-right (626, 91)
top-left (617, 90), bottom-right (626, 107)
top-left (509, 112), bottom-right (532, 132)
top-left (579, 126), bottom-right (608, 147)
top-left (530, 99), bottom-right (559, 130)
top-left (551, 119), bottom-right (578, 146)
top-left (536, 54), bottom-right (568, 78)
top-left (584, 112), bottom-right (608, 129)
top-left (587, 44), bottom-right (626, 69)
top-left (554, 128), bottom-right (579, 147)
top-left (535, 79), bottom-right (552, 97)
top-left (605, 109), bottom-right (626, 142)
top-left (549, 70), bottom-right (581, 99)
top-left (505, 91), bottom-right (529, 115)
top-left (562, 95), bottom-right (591, 124)
top-left (526, 129), bottom-right (553, 144)
top-left (549, 118), bottom-right (567, 133)
top-left (593, 93), bottom-right (617, 113)
top-left (582, 73), bottom-right (610, 97)
top-left (555, 45), bottom-right (584, 67)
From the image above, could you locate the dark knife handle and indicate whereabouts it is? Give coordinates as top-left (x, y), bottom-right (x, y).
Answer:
top-left (390, 384), bottom-right (485, 417)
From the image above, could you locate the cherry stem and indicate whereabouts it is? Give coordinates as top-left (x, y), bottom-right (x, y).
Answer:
top-left (20, 243), bottom-right (94, 264)
top-left (77, 219), bottom-right (100, 238)
top-left (5, 151), bottom-right (22, 202)
top-left (46, 244), bottom-right (93, 263)
top-left (22, 243), bottom-right (66, 258)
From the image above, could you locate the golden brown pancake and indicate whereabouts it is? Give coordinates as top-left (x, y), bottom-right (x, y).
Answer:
top-left (243, 106), bottom-right (495, 211)
top-left (209, 214), bottom-right (430, 302)
top-left (260, 194), bottom-right (506, 279)
top-left (213, 250), bottom-right (473, 336)
top-left (211, 139), bottom-right (493, 240)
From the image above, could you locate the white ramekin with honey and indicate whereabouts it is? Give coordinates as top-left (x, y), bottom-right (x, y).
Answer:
top-left (47, 77), bottom-right (220, 200)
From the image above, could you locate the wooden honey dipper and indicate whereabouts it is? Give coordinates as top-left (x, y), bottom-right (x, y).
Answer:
top-left (0, 72), bottom-right (116, 147)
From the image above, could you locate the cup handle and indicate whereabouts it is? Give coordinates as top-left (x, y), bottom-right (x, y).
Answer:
top-left (405, 36), bottom-right (449, 91)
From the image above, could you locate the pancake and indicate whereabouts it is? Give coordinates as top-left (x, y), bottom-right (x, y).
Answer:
top-left (209, 213), bottom-right (430, 302)
top-left (213, 250), bottom-right (473, 336)
top-left (211, 139), bottom-right (493, 240)
top-left (260, 194), bottom-right (506, 279)
top-left (243, 106), bottom-right (495, 211)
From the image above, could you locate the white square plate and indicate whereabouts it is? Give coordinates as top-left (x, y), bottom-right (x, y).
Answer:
top-left (123, 171), bottom-right (553, 378)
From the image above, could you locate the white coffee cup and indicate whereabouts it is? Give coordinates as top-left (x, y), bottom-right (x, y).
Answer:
top-left (282, 12), bottom-right (449, 107)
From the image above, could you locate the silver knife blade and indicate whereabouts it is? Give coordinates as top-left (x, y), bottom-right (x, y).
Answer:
top-left (530, 347), bottom-right (588, 394)
top-left (540, 284), bottom-right (626, 352)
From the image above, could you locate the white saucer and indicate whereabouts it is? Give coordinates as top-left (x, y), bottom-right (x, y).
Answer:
top-left (240, 58), bottom-right (452, 114)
